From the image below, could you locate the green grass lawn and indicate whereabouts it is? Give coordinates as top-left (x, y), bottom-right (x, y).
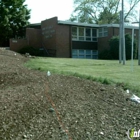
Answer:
top-left (25, 57), bottom-right (140, 94)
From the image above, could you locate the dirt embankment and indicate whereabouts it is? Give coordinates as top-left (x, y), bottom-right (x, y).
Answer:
top-left (0, 49), bottom-right (140, 140)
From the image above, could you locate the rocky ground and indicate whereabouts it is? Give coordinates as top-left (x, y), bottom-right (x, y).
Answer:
top-left (0, 49), bottom-right (140, 140)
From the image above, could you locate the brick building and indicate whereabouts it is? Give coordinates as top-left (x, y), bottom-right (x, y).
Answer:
top-left (10, 17), bottom-right (139, 59)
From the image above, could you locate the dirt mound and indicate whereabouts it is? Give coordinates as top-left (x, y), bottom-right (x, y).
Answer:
top-left (0, 50), bottom-right (140, 140)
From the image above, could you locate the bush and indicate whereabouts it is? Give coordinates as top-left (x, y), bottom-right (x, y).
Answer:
top-left (99, 34), bottom-right (138, 60)
top-left (109, 36), bottom-right (119, 59)
top-left (18, 46), bottom-right (45, 56)
top-left (109, 34), bottom-right (137, 60)
top-left (98, 49), bottom-right (112, 60)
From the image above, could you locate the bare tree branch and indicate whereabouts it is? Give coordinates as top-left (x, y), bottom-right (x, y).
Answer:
top-left (70, 0), bottom-right (140, 23)
top-left (124, 0), bottom-right (140, 20)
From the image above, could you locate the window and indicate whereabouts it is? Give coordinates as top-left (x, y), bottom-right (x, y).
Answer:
top-left (72, 27), bottom-right (77, 40)
top-left (92, 38), bottom-right (97, 41)
top-left (72, 49), bottom-right (98, 59)
top-left (79, 27), bottom-right (84, 41)
top-left (92, 29), bottom-right (97, 41)
top-left (72, 26), bottom-right (97, 42)
top-left (86, 50), bottom-right (91, 55)
top-left (86, 28), bottom-right (91, 36)
top-left (99, 27), bottom-right (108, 37)
top-left (92, 29), bottom-right (97, 37)
top-left (72, 49), bottom-right (78, 58)
top-left (79, 49), bottom-right (84, 55)
top-left (79, 27), bottom-right (84, 36)
top-left (86, 28), bottom-right (91, 41)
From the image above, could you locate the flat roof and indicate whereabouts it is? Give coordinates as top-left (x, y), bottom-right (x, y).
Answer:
top-left (28, 19), bottom-right (139, 29)
top-left (58, 20), bottom-right (139, 29)
top-left (58, 20), bottom-right (99, 28)
top-left (27, 23), bottom-right (41, 26)
top-left (100, 23), bottom-right (139, 29)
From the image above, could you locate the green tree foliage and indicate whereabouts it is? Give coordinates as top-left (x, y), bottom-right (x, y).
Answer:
top-left (99, 34), bottom-right (137, 60)
top-left (70, 0), bottom-right (140, 24)
top-left (0, 0), bottom-right (31, 46)
top-left (98, 7), bottom-right (120, 24)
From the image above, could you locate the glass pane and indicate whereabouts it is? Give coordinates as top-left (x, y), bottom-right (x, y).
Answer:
top-left (104, 32), bottom-right (108, 36)
top-left (79, 27), bottom-right (84, 36)
top-left (72, 36), bottom-right (77, 40)
top-left (86, 50), bottom-right (91, 55)
top-left (92, 55), bottom-right (98, 59)
top-left (79, 55), bottom-right (85, 58)
top-left (86, 28), bottom-right (91, 37)
top-left (72, 49), bottom-right (77, 55)
top-left (79, 37), bottom-right (84, 40)
top-left (72, 27), bottom-right (77, 36)
top-left (104, 27), bottom-right (108, 32)
top-left (99, 33), bottom-right (102, 37)
top-left (92, 29), bottom-right (97, 37)
top-left (99, 28), bottom-right (102, 32)
top-left (79, 50), bottom-right (84, 55)
top-left (73, 55), bottom-right (78, 58)
top-left (92, 38), bottom-right (97, 41)
top-left (86, 55), bottom-right (91, 59)
top-left (86, 37), bottom-right (91, 41)
top-left (92, 51), bottom-right (98, 55)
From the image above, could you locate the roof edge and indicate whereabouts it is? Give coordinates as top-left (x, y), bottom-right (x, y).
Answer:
top-left (58, 20), bottom-right (99, 27)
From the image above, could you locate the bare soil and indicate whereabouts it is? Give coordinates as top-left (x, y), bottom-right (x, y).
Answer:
top-left (0, 49), bottom-right (140, 140)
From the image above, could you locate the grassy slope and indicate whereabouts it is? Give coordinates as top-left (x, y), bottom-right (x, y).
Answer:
top-left (25, 57), bottom-right (140, 94)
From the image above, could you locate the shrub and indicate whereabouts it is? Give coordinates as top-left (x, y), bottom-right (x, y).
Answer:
top-left (109, 36), bottom-right (119, 59)
top-left (98, 49), bottom-right (112, 60)
top-left (109, 34), bottom-right (137, 60)
top-left (18, 46), bottom-right (45, 56)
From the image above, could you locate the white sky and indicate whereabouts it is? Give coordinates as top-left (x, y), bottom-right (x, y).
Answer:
top-left (24, 0), bottom-right (74, 23)
top-left (24, 0), bottom-right (140, 24)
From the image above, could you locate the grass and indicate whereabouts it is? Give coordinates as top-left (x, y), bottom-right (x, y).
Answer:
top-left (25, 57), bottom-right (140, 95)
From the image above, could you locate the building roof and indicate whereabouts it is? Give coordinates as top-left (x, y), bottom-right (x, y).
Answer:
top-left (28, 18), bottom-right (139, 30)
top-left (58, 20), bottom-right (99, 28)
top-left (27, 23), bottom-right (41, 29)
top-left (28, 23), bottom-right (41, 26)
top-left (100, 23), bottom-right (139, 29)
top-left (58, 20), bottom-right (139, 29)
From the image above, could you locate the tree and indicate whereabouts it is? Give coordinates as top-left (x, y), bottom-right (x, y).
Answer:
top-left (70, 1), bottom-right (95, 23)
top-left (70, 0), bottom-right (140, 24)
top-left (0, 0), bottom-right (31, 46)
top-left (98, 7), bottom-right (120, 24)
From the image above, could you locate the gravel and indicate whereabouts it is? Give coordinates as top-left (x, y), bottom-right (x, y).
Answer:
top-left (0, 49), bottom-right (140, 140)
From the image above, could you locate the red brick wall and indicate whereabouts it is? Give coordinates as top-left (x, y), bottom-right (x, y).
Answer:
top-left (10, 17), bottom-right (139, 58)
top-left (26, 28), bottom-right (42, 48)
top-left (41, 17), bottom-right (57, 56)
top-left (56, 24), bottom-right (71, 57)
top-left (10, 39), bottom-right (28, 52)
top-left (10, 28), bottom-right (42, 52)
top-left (98, 28), bottom-right (113, 51)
